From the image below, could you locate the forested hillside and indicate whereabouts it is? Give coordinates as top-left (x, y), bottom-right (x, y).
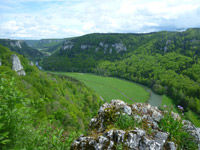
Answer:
top-left (42, 28), bottom-right (200, 120)
top-left (0, 45), bottom-right (102, 149)
top-left (0, 39), bottom-right (43, 60)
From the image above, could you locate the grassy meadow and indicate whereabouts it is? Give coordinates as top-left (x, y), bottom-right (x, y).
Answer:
top-left (51, 72), bottom-right (150, 104)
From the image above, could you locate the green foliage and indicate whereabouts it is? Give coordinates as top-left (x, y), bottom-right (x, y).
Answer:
top-left (115, 143), bottom-right (124, 150)
top-left (185, 110), bottom-right (200, 127)
top-left (0, 75), bottom-right (27, 148)
top-left (114, 114), bottom-right (136, 130)
top-left (159, 108), bottom-right (198, 149)
top-left (0, 46), bottom-right (102, 149)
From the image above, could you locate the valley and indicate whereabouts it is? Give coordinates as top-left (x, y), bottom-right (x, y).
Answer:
top-left (1, 28), bottom-right (200, 149)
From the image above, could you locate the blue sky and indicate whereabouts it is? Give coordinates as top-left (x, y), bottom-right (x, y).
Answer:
top-left (0, 0), bottom-right (200, 39)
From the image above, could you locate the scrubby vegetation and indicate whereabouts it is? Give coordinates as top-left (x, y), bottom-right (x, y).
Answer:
top-left (159, 106), bottom-right (198, 149)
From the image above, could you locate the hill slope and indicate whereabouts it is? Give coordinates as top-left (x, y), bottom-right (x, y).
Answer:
top-left (0, 39), bottom-right (43, 60)
top-left (0, 45), bottom-right (102, 149)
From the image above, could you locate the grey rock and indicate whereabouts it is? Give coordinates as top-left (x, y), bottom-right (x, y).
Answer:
top-left (111, 99), bottom-right (126, 109)
top-left (166, 142), bottom-right (177, 150)
top-left (111, 42), bottom-right (127, 53)
top-left (81, 45), bottom-right (90, 50)
top-left (95, 47), bottom-right (99, 52)
top-left (124, 105), bottom-right (132, 115)
top-left (134, 115), bottom-right (142, 122)
top-left (132, 104), bottom-right (138, 111)
top-left (113, 130), bottom-right (125, 143)
top-left (152, 111), bottom-right (162, 122)
top-left (125, 132), bottom-right (141, 149)
top-left (104, 130), bottom-right (114, 140)
top-left (89, 139), bottom-right (96, 146)
top-left (98, 103), bottom-right (111, 113)
top-left (62, 40), bottom-right (73, 50)
top-left (135, 128), bottom-right (146, 137)
top-left (90, 118), bottom-right (97, 127)
top-left (109, 48), bottom-right (112, 54)
top-left (0, 60), bottom-right (1, 66)
top-left (152, 121), bottom-right (159, 129)
top-left (29, 61), bottom-right (34, 66)
top-left (99, 42), bottom-right (104, 47)
top-left (171, 112), bottom-right (180, 120)
top-left (107, 141), bottom-right (114, 149)
top-left (164, 46), bottom-right (168, 53)
top-left (10, 41), bottom-right (22, 48)
top-left (197, 128), bottom-right (200, 141)
top-left (182, 120), bottom-right (200, 149)
top-left (11, 54), bottom-right (26, 76)
top-left (139, 137), bottom-right (161, 150)
top-left (154, 131), bottom-right (169, 147)
top-left (17, 70), bottom-right (26, 76)
top-left (94, 136), bottom-right (109, 150)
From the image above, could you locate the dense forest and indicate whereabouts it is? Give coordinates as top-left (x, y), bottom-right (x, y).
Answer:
top-left (41, 28), bottom-right (200, 117)
top-left (0, 45), bottom-right (102, 149)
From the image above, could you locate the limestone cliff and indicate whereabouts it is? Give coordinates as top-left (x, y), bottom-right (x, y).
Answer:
top-left (71, 100), bottom-right (200, 150)
top-left (11, 54), bottom-right (26, 76)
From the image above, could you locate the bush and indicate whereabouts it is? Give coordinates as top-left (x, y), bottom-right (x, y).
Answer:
top-left (159, 107), bottom-right (198, 149)
top-left (114, 114), bottom-right (136, 130)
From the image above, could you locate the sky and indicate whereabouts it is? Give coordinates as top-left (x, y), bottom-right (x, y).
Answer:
top-left (0, 0), bottom-right (200, 39)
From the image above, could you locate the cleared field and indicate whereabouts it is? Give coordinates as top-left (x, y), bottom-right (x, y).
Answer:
top-left (55, 72), bottom-right (149, 104)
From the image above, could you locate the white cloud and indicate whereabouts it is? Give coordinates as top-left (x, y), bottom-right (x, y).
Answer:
top-left (0, 0), bottom-right (200, 39)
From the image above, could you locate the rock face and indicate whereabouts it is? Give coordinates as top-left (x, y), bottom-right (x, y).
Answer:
top-left (61, 40), bottom-right (127, 54)
top-left (62, 40), bottom-right (74, 50)
top-left (71, 100), bottom-right (200, 150)
top-left (11, 54), bottom-right (26, 76)
top-left (10, 41), bottom-right (22, 48)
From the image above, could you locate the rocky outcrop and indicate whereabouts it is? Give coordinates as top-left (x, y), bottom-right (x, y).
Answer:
top-left (98, 42), bottom-right (127, 53)
top-left (62, 40), bottom-right (74, 50)
top-left (10, 41), bottom-right (22, 48)
top-left (182, 120), bottom-right (200, 148)
top-left (111, 42), bottom-right (127, 53)
top-left (0, 59), bottom-right (2, 66)
top-left (11, 54), bottom-right (26, 76)
top-left (81, 45), bottom-right (91, 50)
top-left (71, 100), bottom-right (200, 150)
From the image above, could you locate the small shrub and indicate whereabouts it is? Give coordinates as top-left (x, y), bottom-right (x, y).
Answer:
top-left (116, 143), bottom-right (123, 150)
top-left (114, 114), bottom-right (136, 130)
top-left (159, 107), bottom-right (198, 149)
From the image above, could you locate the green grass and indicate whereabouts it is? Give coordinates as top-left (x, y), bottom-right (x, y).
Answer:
top-left (51, 72), bottom-right (149, 104)
top-left (185, 110), bottom-right (200, 127)
top-left (161, 96), bottom-right (200, 127)
top-left (161, 95), bottom-right (178, 113)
